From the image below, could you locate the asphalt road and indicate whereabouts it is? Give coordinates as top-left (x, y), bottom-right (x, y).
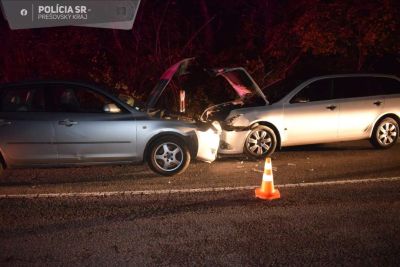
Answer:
top-left (0, 140), bottom-right (400, 265)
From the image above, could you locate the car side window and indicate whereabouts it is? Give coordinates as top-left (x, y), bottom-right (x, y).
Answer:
top-left (374, 77), bottom-right (400, 95)
top-left (333, 77), bottom-right (379, 99)
top-left (0, 86), bottom-right (45, 112)
top-left (47, 85), bottom-right (124, 113)
top-left (75, 89), bottom-right (112, 113)
top-left (290, 79), bottom-right (333, 103)
top-left (332, 77), bottom-right (400, 98)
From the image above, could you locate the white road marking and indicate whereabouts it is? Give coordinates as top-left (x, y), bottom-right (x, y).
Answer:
top-left (0, 176), bottom-right (399, 199)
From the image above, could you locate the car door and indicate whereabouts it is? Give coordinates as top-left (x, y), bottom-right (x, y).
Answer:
top-left (46, 84), bottom-right (137, 164)
top-left (334, 77), bottom-right (384, 141)
top-left (283, 78), bottom-right (339, 146)
top-left (0, 84), bottom-right (57, 166)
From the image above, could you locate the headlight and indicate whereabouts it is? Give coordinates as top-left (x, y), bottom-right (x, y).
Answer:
top-left (211, 121), bottom-right (222, 133)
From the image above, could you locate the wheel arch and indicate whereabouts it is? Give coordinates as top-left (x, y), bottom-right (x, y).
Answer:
top-left (250, 121), bottom-right (282, 150)
top-left (143, 131), bottom-right (197, 162)
top-left (370, 113), bottom-right (400, 138)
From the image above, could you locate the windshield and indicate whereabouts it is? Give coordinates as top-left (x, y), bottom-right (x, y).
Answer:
top-left (263, 79), bottom-right (304, 104)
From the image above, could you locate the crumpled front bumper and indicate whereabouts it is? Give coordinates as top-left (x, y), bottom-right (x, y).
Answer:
top-left (218, 129), bottom-right (250, 155)
top-left (194, 122), bottom-right (221, 162)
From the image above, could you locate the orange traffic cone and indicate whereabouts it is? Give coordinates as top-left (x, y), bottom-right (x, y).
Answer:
top-left (255, 157), bottom-right (280, 200)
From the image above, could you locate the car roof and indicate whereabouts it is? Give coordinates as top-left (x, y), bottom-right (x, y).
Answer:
top-left (304, 73), bottom-right (400, 82)
top-left (0, 80), bottom-right (108, 90)
top-left (0, 80), bottom-right (117, 98)
top-left (0, 80), bottom-right (138, 113)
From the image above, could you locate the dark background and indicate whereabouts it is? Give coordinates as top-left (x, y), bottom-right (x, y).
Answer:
top-left (0, 0), bottom-right (399, 102)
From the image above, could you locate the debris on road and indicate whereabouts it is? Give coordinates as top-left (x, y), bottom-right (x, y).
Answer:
top-left (252, 167), bottom-right (277, 173)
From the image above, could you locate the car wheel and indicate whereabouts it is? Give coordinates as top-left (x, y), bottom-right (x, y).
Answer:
top-left (244, 125), bottom-right (277, 158)
top-left (148, 136), bottom-right (191, 176)
top-left (370, 117), bottom-right (399, 149)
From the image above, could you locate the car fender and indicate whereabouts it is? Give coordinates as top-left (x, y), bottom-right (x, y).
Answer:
top-left (369, 112), bottom-right (400, 138)
top-left (227, 105), bottom-right (285, 143)
top-left (136, 120), bottom-right (196, 161)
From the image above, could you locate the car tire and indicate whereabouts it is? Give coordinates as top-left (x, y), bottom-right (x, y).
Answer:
top-left (147, 136), bottom-right (191, 176)
top-left (244, 125), bottom-right (277, 158)
top-left (370, 117), bottom-right (399, 149)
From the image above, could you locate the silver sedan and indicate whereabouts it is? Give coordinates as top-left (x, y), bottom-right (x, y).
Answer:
top-left (0, 81), bottom-right (220, 176)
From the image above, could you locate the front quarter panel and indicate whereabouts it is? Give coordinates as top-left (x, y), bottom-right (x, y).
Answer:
top-left (218, 105), bottom-right (284, 154)
top-left (136, 119), bottom-right (219, 163)
top-left (229, 105), bottom-right (283, 127)
top-left (227, 105), bottom-right (285, 138)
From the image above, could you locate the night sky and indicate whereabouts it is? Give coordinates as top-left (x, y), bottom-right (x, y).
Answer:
top-left (0, 0), bottom-right (399, 100)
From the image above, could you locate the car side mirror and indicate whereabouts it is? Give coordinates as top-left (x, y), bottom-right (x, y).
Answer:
top-left (103, 103), bottom-right (121, 113)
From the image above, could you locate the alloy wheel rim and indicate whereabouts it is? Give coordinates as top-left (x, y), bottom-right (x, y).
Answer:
top-left (154, 142), bottom-right (183, 171)
top-left (247, 130), bottom-right (272, 155)
top-left (377, 122), bottom-right (398, 146)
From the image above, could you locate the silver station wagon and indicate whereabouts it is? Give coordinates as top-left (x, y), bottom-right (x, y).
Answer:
top-left (133, 59), bottom-right (399, 159)
top-left (213, 74), bottom-right (400, 157)
top-left (0, 80), bottom-right (221, 176)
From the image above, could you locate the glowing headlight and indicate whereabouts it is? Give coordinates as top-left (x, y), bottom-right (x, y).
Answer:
top-left (211, 121), bottom-right (222, 133)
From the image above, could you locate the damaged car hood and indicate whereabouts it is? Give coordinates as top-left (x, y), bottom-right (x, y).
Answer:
top-left (146, 58), bottom-right (268, 110)
top-left (211, 67), bottom-right (268, 104)
top-left (146, 58), bottom-right (194, 110)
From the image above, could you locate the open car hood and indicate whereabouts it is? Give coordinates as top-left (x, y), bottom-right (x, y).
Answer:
top-left (146, 58), bottom-right (195, 110)
top-left (146, 58), bottom-right (268, 110)
top-left (210, 68), bottom-right (268, 104)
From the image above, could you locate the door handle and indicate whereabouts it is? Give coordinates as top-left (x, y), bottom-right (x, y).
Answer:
top-left (0, 119), bottom-right (12, 126)
top-left (326, 105), bottom-right (337, 111)
top-left (373, 101), bottom-right (382, 106)
top-left (59, 119), bottom-right (78, 127)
